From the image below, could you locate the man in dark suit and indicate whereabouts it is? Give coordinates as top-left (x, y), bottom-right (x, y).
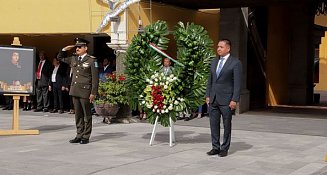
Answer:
top-left (205, 39), bottom-right (242, 157)
top-left (57, 38), bottom-right (99, 144)
top-left (49, 58), bottom-right (68, 114)
top-left (99, 58), bottom-right (114, 81)
top-left (34, 51), bottom-right (52, 112)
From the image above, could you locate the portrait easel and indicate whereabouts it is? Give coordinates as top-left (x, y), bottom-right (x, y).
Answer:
top-left (0, 94), bottom-right (39, 135)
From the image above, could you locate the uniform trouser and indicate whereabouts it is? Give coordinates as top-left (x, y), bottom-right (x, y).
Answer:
top-left (73, 96), bottom-right (92, 140)
top-left (53, 85), bottom-right (63, 110)
top-left (209, 97), bottom-right (233, 151)
top-left (36, 84), bottom-right (50, 110)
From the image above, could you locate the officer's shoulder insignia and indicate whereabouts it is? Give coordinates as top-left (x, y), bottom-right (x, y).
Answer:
top-left (94, 61), bottom-right (99, 68)
top-left (88, 55), bottom-right (96, 59)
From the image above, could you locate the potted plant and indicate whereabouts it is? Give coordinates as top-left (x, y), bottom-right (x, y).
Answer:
top-left (95, 73), bottom-right (128, 123)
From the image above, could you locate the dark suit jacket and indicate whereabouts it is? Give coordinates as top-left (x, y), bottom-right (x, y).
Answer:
top-left (51, 63), bottom-right (68, 88)
top-left (36, 59), bottom-right (52, 87)
top-left (99, 65), bottom-right (114, 81)
top-left (57, 51), bottom-right (99, 99)
top-left (205, 56), bottom-right (242, 105)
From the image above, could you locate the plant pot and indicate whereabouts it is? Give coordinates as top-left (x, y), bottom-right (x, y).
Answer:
top-left (95, 104), bottom-right (120, 124)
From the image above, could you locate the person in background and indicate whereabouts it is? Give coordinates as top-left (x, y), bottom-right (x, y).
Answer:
top-left (49, 58), bottom-right (68, 114)
top-left (99, 57), bottom-right (114, 81)
top-left (34, 51), bottom-right (52, 112)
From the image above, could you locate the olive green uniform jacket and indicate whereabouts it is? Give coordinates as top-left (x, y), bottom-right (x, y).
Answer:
top-left (57, 51), bottom-right (99, 99)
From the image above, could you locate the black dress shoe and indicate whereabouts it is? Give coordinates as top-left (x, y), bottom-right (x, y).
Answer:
top-left (2, 106), bottom-right (9, 110)
top-left (34, 108), bottom-right (43, 112)
top-left (176, 116), bottom-right (184, 120)
top-left (207, 149), bottom-right (220, 155)
top-left (218, 150), bottom-right (228, 157)
top-left (43, 109), bottom-right (49, 112)
top-left (184, 117), bottom-right (190, 121)
top-left (80, 139), bottom-right (89, 144)
top-left (69, 138), bottom-right (81, 143)
top-left (50, 109), bottom-right (58, 113)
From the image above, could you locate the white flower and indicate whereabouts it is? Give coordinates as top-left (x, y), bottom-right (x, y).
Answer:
top-left (160, 82), bottom-right (163, 86)
top-left (146, 78), bottom-right (150, 82)
top-left (180, 98), bottom-right (185, 102)
top-left (152, 109), bottom-right (155, 112)
top-left (174, 100), bottom-right (179, 105)
top-left (154, 105), bottom-right (158, 109)
top-left (168, 106), bottom-right (173, 110)
top-left (154, 78), bottom-right (158, 82)
top-left (141, 101), bottom-right (145, 104)
top-left (165, 109), bottom-right (169, 113)
top-left (139, 95), bottom-right (144, 98)
top-left (164, 85), bottom-right (168, 89)
top-left (163, 105), bottom-right (167, 109)
top-left (154, 83), bottom-right (158, 86)
top-left (149, 80), bottom-right (153, 84)
top-left (151, 75), bottom-right (155, 79)
top-left (170, 74), bottom-right (174, 78)
top-left (155, 73), bottom-right (159, 77)
top-left (166, 77), bottom-right (171, 81)
top-left (161, 73), bottom-right (164, 76)
top-left (165, 81), bottom-right (169, 85)
top-left (157, 109), bottom-right (160, 113)
top-left (161, 110), bottom-right (164, 113)
top-left (147, 104), bottom-right (152, 108)
top-left (169, 79), bottom-right (173, 82)
top-left (173, 77), bottom-right (177, 80)
top-left (163, 76), bottom-right (166, 80)
top-left (177, 97), bottom-right (181, 100)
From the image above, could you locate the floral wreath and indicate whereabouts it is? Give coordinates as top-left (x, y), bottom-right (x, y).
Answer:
top-left (125, 21), bottom-right (214, 126)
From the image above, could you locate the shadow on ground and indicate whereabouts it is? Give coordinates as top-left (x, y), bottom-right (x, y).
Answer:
top-left (142, 131), bottom-right (211, 144)
top-left (91, 132), bottom-right (128, 142)
top-left (229, 142), bottom-right (253, 155)
top-left (29, 125), bottom-right (73, 132)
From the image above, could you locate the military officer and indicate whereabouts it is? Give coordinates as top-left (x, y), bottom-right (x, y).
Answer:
top-left (57, 38), bottom-right (99, 144)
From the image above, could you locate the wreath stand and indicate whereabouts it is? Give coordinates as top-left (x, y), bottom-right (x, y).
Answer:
top-left (0, 94), bottom-right (39, 135)
top-left (149, 116), bottom-right (175, 147)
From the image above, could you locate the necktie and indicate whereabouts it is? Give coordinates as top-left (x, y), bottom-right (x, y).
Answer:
top-left (78, 56), bottom-right (82, 61)
top-left (36, 61), bottom-right (43, 79)
top-left (216, 57), bottom-right (225, 77)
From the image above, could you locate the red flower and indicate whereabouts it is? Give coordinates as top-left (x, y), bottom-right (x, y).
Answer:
top-left (118, 75), bottom-right (126, 81)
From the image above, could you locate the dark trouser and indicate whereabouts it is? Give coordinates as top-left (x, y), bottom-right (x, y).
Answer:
top-left (53, 84), bottom-right (63, 110)
top-left (36, 82), bottom-right (50, 110)
top-left (4, 96), bottom-right (13, 108)
top-left (209, 97), bottom-right (233, 151)
top-left (73, 96), bottom-right (92, 140)
top-left (69, 96), bottom-right (74, 110)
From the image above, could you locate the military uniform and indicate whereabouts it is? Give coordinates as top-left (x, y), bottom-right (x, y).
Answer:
top-left (57, 41), bottom-right (99, 142)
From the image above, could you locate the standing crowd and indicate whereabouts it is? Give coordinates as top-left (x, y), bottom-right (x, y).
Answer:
top-left (0, 38), bottom-right (242, 158)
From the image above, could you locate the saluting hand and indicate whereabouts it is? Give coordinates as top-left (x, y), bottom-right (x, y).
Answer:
top-left (63, 45), bottom-right (75, 51)
top-left (89, 94), bottom-right (95, 103)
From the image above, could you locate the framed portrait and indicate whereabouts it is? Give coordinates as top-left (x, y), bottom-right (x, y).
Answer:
top-left (0, 46), bottom-right (35, 94)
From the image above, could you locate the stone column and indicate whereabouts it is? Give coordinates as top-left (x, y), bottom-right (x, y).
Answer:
top-left (288, 4), bottom-right (315, 105)
top-left (219, 8), bottom-right (250, 113)
top-left (105, 9), bottom-right (132, 119)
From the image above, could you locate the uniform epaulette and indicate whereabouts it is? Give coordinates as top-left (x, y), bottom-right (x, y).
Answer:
top-left (88, 55), bottom-right (96, 59)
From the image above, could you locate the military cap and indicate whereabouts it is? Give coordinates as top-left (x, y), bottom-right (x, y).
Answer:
top-left (74, 38), bottom-right (89, 46)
